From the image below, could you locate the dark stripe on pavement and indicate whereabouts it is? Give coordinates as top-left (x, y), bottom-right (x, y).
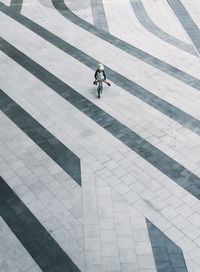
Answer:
top-left (167, 0), bottom-right (200, 54)
top-left (0, 90), bottom-right (81, 185)
top-left (0, 177), bottom-right (81, 272)
top-left (10, 0), bottom-right (23, 13)
top-left (146, 219), bottom-right (188, 272)
top-left (130, 0), bottom-right (197, 56)
top-left (1, 37), bottom-right (200, 199)
top-left (1, 6), bottom-right (200, 138)
top-left (90, 0), bottom-right (109, 32)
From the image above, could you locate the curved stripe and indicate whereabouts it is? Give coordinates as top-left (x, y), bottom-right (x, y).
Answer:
top-left (90, 0), bottom-right (109, 32)
top-left (0, 177), bottom-right (81, 272)
top-left (146, 219), bottom-right (188, 272)
top-left (130, 0), bottom-right (197, 56)
top-left (2, 38), bottom-right (200, 200)
top-left (1, 7), bottom-right (200, 137)
top-left (0, 90), bottom-right (81, 186)
top-left (167, 0), bottom-right (200, 54)
top-left (10, 0), bottom-right (23, 13)
top-left (51, 0), bottom-right (200, 91)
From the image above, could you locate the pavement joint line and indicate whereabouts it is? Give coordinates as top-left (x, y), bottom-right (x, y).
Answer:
top-left (1, 3), bottom-right (200, 139)
top-left (2, 37), bottom-right (200, 200)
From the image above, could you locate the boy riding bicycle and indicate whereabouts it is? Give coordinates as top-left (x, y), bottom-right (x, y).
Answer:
top-left (93, 63), bottom-right (111, 87)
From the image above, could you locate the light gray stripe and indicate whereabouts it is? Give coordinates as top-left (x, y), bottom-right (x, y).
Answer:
top-left (130, 0), bottom-right (197, 56)
top-left (90, 0), bottom-right (109, 32)
top-left (167, 0), bottom-right (200, 54)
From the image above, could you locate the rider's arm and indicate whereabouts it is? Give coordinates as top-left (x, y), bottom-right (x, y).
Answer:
top-left (94, 70), bottom-right (98, 79)
top-left (103, 71), bottom-right (106, 80)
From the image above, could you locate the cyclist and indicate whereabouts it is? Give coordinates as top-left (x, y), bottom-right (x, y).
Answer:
top-left (93, 63), bottom-right (111, 87)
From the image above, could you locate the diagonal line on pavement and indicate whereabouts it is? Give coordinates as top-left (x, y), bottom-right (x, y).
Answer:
top-left (0, 90), bottom-right (81, 186)
top-left (90, 0), bottom-right (109, 32)
top-left (0, 176), bottom-right (81, 272)
top-left (167, 0), bottom-right (200, 55)
top-left (146, 219), bottom-right (188, 272)
top-left (10, 0), bottom-right (23, 13)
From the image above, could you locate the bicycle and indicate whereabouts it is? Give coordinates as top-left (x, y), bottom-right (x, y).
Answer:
top-left (97, 79), bottom-right (103, 98)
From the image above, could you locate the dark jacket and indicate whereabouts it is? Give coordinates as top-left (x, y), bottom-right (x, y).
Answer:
top-left (94, 70), bottom-right (106, 80)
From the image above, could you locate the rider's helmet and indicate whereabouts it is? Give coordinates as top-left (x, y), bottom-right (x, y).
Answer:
top-left (97, 63), bottom-right (104, 71)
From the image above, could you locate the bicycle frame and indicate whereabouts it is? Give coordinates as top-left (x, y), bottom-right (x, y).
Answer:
top-left (97, 79), bottom-right (103, 98)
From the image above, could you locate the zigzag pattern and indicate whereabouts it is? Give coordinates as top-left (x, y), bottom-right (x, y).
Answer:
top-left (1, 0), bottom-right (200, 271)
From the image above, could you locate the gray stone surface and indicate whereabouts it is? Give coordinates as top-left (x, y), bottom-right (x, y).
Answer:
top-left (1, 0), bottom-right (200, 271)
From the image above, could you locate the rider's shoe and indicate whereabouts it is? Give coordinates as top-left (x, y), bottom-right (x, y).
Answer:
top-left (107, 82), bottom-right (111, 86)
top-left (93, 81), bottom-right (97, 85)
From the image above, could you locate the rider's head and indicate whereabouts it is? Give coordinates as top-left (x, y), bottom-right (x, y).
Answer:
top-left (97, 63), bottom-right (104, 72)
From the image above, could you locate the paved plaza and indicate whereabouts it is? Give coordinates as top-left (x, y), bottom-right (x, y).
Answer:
top-left (1, 0), bottom-right (200, 271)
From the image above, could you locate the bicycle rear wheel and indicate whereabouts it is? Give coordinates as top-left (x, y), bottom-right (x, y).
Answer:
top-left (98, 89), bottom-right (101, 98)
top-left (97, 82), bottom-right (102, 98)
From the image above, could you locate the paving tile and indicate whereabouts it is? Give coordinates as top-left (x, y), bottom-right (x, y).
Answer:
top-left (20, 191), bottom-right (38, 205)
top-left (132, 228), bottom-right (149, 242)
top-left (101, 243), bottom-right (119, 257)
top-left (165, 226), bottom-right (184, 242)
top-left (188, 213), bottom-right (200, 228)
top-left (114, 184), bottom-right (130, 195)
top-left (85, 250), bottom-right (102, 265)
top-left (161, 206), bottom-right (179, 219)
top-left (114, 212), bottom-right (130, 224)
top-left (130, 182), bottom-right (146, 193)
top-left (123, 190), bottom-right (140, 204)
top-left (177, 237), bottom-right (196, 253)
top-left (85, 237), bottom-right (101, 251)
top-left (117, 236), bottom-right (135, 249)
top-left (177, 204), bottom-right (195, 218)
top-left (135, 241), bottom-right (154, 255)
top-left (116, 224), bottom-right (132, 236)
top-left (112, 167), bottom-right (128, 178)
top-left (25, 266), bottom-right (41, 272)
top-left (165, 195), bottom-right (183, 209)
top-left (182, 225), bottom-right (200, 240)
top-left (103, 256), bottom-right (121, 271)
top-left (99, 219), bottom-right (115, 231)
top-left (119, 248), bottom-right (137, 264)
top-left (171, 215), bottom-right (190, 230)
top-left (120, 263), bottom-right (138, 272)
top-left (84, 224), bottom-right (100, 238)
top-left (100, 230), bottom-right (117, 244)
top-left (137, 255), bottom-right (156, 269)
top-left (43, 217), bottom-right (63, 233)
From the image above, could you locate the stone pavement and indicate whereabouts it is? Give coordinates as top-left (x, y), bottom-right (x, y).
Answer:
top-left (1, 0), bottom-right (200, 271)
